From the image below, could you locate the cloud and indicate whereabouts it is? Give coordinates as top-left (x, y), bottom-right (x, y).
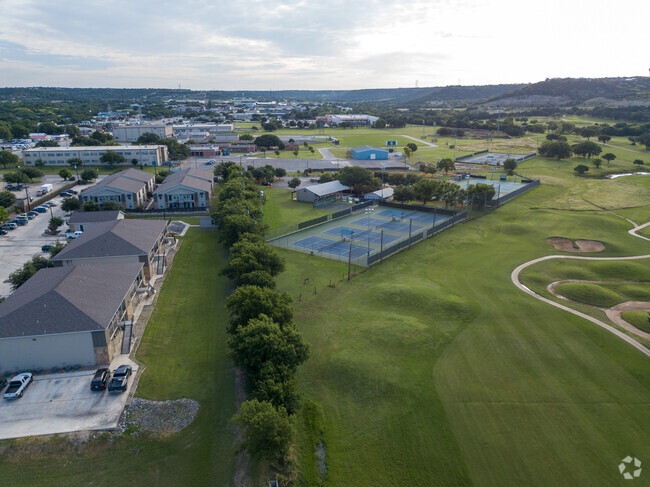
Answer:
top-left (0, 0), bottom-right (646, 89)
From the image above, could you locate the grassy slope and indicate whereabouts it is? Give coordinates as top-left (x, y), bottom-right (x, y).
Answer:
top-left (275, 165), bottom-right (650, 485)
top-left (263, 186), bottom-right (331, 231)
top-left (621, 311), bottom-right (650, 333)
top-left (0, 229), bottom-right (238, 487)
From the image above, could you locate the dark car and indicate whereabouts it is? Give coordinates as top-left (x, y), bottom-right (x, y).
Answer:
top-left (0, 229), bottom-right (7, 236)
top-left (33, 206), bottom-right (48, 213)
top-left (8, 219), bottom-right (27, 226)
top-left (27, 211), bottom-right (39, 218)
top-left (66, 189), bottom-right (78, 194)
top-left (91, 368), bottom-right (111, 391)
top-left (41, 244), bottom-right (53, 252)
top-left (107, 365), bottom-right (132, 393)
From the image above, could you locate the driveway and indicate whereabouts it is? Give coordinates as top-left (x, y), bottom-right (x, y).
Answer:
top-left (0, 356), bottom-right (138, 440)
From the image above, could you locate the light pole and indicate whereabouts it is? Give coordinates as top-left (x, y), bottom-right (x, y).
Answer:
top-left (260, 190), bottom-right (264, 223)
top-left (364, 207), bottom-right (374, 256)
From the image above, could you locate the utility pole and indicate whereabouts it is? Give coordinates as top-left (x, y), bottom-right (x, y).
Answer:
top-left (260, 190), bottom-right (264, 223)
top-left (347, 241), bottom-right (352, 280)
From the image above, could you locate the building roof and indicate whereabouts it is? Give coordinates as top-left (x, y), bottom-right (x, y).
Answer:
top-left (23, 145), bottom-right (164, 152)
top-left (164, 167), bottom-right (213, 183)
top-left (0, 263), bottom-right (143, 338)
top-left (68, 210), bottom-right (124, 224)
top-left (112, 168), bottom-right (155, 183)
top-left (302, 180), bottom-right (350, 196)
top-left (154, 174), bottom-right (212, 194)
top-left (351, 145), bottom-right (388, 153)
top-left (53, 219), bottom-right (168, 261)
top-left (367, 187), bottom-right (394, 198)
top-left (83, 177), bottom-right (145, 194)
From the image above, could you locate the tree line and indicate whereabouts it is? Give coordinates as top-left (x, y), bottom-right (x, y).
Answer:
top-left (213, 164), bottom-right (310, 476)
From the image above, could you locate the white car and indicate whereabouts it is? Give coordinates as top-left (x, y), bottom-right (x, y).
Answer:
top-left (65, 230), bottom-right (83, 239)
top-left (3, 372), bottom-right (33, 399)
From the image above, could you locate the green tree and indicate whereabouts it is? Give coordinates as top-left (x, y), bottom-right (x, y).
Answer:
top-left (538, 140), bottom-right (572, 160)
top-left (574, 164), bottom-right (590, 175)
top-left (35, 159), bottom-right (45, 168)
top-left (637, 133), bottom-right (650, 150)
top-left (83, 201), bottom-right (101, 211)
top-left (226, 285), bottom-right (293, 334)
top-left (374, 118), bottom-right (386, 129)
top-left (159, 138), bottom-right (190, 160)
top-left (633, 159), bottom-right (644, 166)
top-left (3, 171), bottom-right (30, 184)
top-left (232, 399), bottom-right (294, 464)
top-left (393, 185), bottom-right (414, 203)
top-left (503, 158), bottom-right (518, 176)
top-left (136, 132), bottom-right (161, 144)
top-left (288, 177), bottom-right (301, 189)
top-left (274, 150), bottom-right (280, 158)
top-left (240, 134), bottom-right (254, 141)
top-left (0, 123), bottom-right (12, 141)
top-left (412, 178), bottom-right (439, 204)
top-left (223, 239), bottom-right (285, 280)
top-left (66, 157), bottom-right (84, 169)
top-left (403, 146), bottom-right (412, 158)
top-left (467, 183), bottom-right (496, 207)
top-left (48, 216), bottom-right (64, 232)
top-left (20, 167), bottom-right (43, 182)
top-left (319, 172), bottom-right (334, 183)
top-left (100, 150), bottom-right (126, 166)
top-left (406, 142), bottom-right (418, 152)
top-left (47, 240), bottom-right (66, 257)
top-left (80, 168), bottom-right (98, 181)
top-left (578, 126), bottom-right (600, 140)
top-left (0, 190), bottom-right (17, 208)
top-left (58, 168), bottom-right (72, 181)
top-left (219, 213), bottom-right (266, 248)
top-left (338, 166), bottom-right (373, 188)
top-left (9, 256), bottom-right (53, 290)
top-left (254, 134), bottom-right (285, 150)
top-left (101, 201), bottom-right (123, 210)
top-left (593, 158), bottom-right (602, 169)
top-left (0, 150), bottom-right (20, 169)
top-left (437, 158), bottom-right (456, 173)
top-left (238, 270), bottom-right (276, 289)
top-left (597, 134), bottom-right (611, 145)
top-left (35, 140), bottom-right (59, 148)
top-left (602, 153), bottom-right (616, 165)
top-left (228, 315), bottom-right (309, 380)
top-left (61, 197), bottom-right (81, 212)
top-left (0, 206), bottom-right (9, 223)
top-left (572, 141), bottom-right (602, 159)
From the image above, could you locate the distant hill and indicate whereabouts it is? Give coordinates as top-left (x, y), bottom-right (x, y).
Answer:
top-left (483, 77), bottom-right (650, 107)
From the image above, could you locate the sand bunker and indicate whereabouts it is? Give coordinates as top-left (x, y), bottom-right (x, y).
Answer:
top-left (546, 237), bottom-right (605, 252)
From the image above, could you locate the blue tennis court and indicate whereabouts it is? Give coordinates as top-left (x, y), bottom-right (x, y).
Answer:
top-left (291, 235), bottom-right (371, 258)
top-left (350, 217), bottom-right (423, 234)
top-left (376, 209), bottom-right (452, 225)
top-left (323, 226), bottom-right (401, 244)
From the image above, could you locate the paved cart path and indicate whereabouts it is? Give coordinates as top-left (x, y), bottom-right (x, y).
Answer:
top-left (511, 221), bottom-right (650, 358)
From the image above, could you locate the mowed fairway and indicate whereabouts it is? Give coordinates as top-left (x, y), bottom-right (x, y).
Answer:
top-left (0, 229), bottom-right (237, 487)
top-left (276, 173), bottom-right (650, 485)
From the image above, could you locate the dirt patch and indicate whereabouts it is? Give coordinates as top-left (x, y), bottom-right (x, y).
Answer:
top-left (546, 237), bottom-right (605, 252)
top-left (116, 398), bottom-right (200, 437)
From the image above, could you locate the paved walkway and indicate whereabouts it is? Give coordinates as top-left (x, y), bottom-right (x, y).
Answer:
top-left (510, 220), bottom-right (650, 358)
top-left (403, 134), bottom-right (438, 148)
top-left (318, 148), bottom-right (336, 160)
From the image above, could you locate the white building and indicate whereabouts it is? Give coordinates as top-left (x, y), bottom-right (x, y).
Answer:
top-left (22, 145), bottom-right (169, 167)
top-left (112, 124), bottom-right (173, 142)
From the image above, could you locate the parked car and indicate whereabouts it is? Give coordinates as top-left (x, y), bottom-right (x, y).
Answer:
top-left (45, 201), bottom-right (57, 207)
top-left (8, 219), bottom-right (28, 226)
top-left (27, 211), bottom-right (39, 218)
top-left (33, 206), bottom-right (48, 213)
top-left (90, 368), bottom-right (112, 391)
top-left (66, 189), bottom-right (79, 194)
top-left (1, 223), bottom-right (17, 231)
top-left (3, 372), bottom-right (33, 399)
top-left (0, 229), bottom-right (8, 236)
top-left (60, 191), bottom-right (72, 197)
top-left (66, 230), bottom-right (83, 239)
top-left (41, 244), bottom-right (53, 252)
top-left (108, 365), bottom-right (132, 393)
top-left (18, 213), bottom-right (35, 220)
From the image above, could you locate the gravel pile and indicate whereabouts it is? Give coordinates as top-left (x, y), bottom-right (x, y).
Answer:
top-left (168, 221), bottom-right (189, 235)
top-left (117, 398), bottom-right (199, 436)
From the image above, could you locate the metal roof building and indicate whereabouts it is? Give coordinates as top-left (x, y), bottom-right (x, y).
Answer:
top-left (350, 146), bottom-right (389, 160)
top-left (294, 180), bottom-right (351, 203)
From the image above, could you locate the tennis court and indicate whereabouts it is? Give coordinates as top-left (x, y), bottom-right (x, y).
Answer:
top-left (452, 178), bottom-right (526, 196)
top-left (460, 152), bottom-right (535, 165)
top-left (292, 235), bottom-right (371, 258)
top-left (270, 203), bottom-right (462, 266)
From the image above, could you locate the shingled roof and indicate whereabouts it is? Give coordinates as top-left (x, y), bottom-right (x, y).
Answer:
top-left (53, 219), bottom-right (168, 261)
top-left (0, 263), bottom-right (143, 338)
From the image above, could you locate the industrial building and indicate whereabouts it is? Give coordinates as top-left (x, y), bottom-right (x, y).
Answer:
top-left (317, 114), bottom-right (379, 127)
top-left (0, 263), bottom-right (145, 373)
top-left (294, 180), bottom-right (350, 203)
top-left (350, 146), bottom-right (389, 160)
top-left (111, 124), bottom-right (173, 142)
top-left (22, 145), bottom-right (169, 167)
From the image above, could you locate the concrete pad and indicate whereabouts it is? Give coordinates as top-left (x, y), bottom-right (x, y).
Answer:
top-left (0, 355), bottom-right (138, 440)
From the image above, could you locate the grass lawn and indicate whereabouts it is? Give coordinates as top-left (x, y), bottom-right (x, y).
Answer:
top-left (263, 186), bottom-right (331, 231)
top-left (554, 281), bottom-right (650, 308)
top-left (250, 149), bottom-right (323, 160)
top-left (621, 311), bottom-right (650, 333)
top-left (273, 157), bottom-right (650, 486)
top-left (0, 229), bottom-right (238, 486)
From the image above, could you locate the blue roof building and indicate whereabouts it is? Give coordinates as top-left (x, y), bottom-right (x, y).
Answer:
top-left (350, 146), bottom-right (389, 160)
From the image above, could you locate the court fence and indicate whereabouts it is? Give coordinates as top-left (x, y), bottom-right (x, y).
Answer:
top-left (266, 200), bottom-right (373, 240)
top-left (488, 179), bottom-right (540, 207)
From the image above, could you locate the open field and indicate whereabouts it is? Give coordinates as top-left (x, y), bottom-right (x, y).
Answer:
top-left (554, 281), bottom-right (650, 308)
top-left (263, 186), bottom-right (331, 231)
top-left (272, 159), bottom-right (650, 485)
top-left (622, 311), bottom-right (650, 333)
top-left (0, 229), bottom-right (238, 487)
top-left (251, 149), bottom-right (323, 160)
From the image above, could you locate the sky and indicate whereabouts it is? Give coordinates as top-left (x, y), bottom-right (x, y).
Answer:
top-left (0, 0), bottom-right (647, 90)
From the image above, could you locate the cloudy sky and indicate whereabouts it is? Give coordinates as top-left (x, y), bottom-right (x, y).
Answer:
top-left (0, 0), bottom-right (646, 90)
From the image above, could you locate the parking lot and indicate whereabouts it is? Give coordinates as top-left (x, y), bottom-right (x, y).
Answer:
top-left (0, 357), bottom-right (138, 440)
